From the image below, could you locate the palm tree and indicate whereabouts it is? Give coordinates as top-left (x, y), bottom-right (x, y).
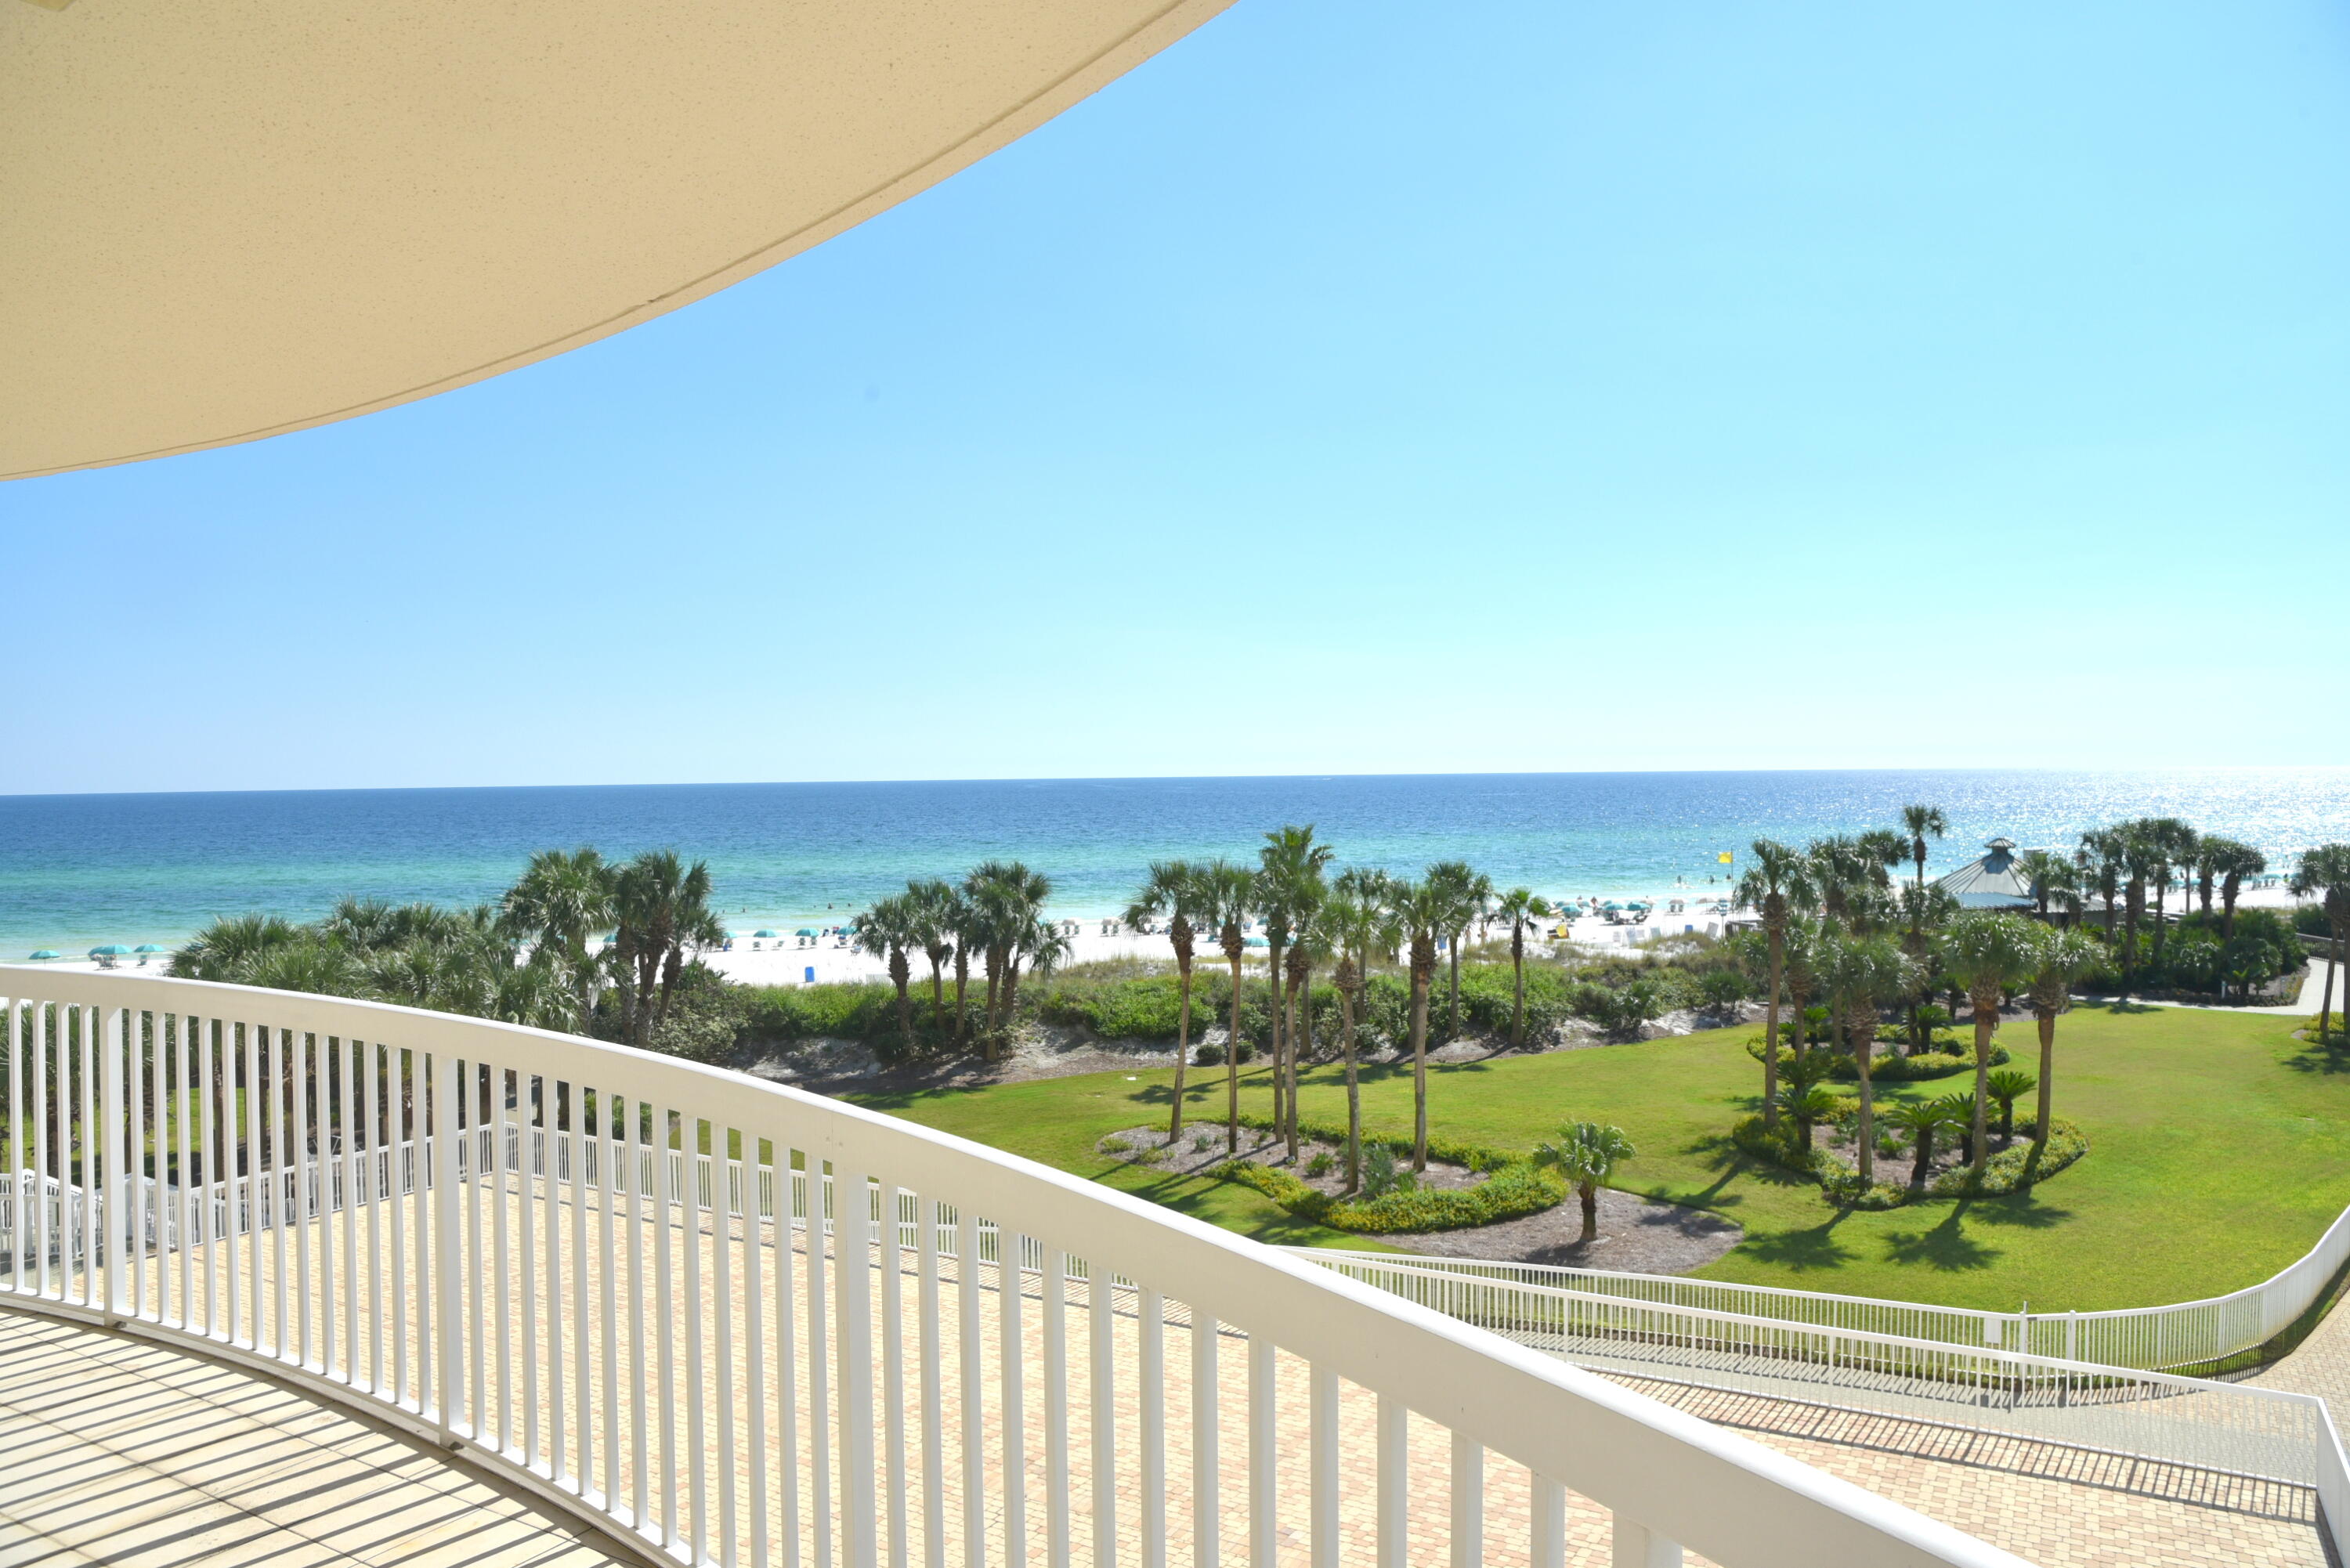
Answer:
top-left (1819, 933), bottom-right (1918, 1183)
top-left (851, 893), bottom-right (922, 1044)
top-left (1491, 888), bottom-right (1556, 1049)
top-left (1125, 860), bottom-right (1207, 1140)
top-left (168, 912), bottom-right (302, 980)
top-left (1899, 805), bottom-right (1949, 901)
top-left (610, 850), bottom-right (723, 1046)
top-left (2014, 849), bottom-right (2076, 923)
top-left (1383, 875), bottom-right (1452, 1172)
top-left (1939, 911), bottom-right (2046, 1177)
top-left (906, 879), bottom-right (957, 1036)
top-left (1003, 912), bottom-right (1071, 1020)
top-left (2023, 927), bottom-right (2101, 1158)
top-left (2290, 845), bottom-right (2350, 1044)
top-left (2141, 818), bottom-right (2197, 962)
top-left (1882, 1097), bottom-right (1958, 1188)
top-left (2204, 839), bottom-right (2268, 938)
top-left (1734, 840), bottom-right (1813, 1129)
top-left (1531, 1122), bottom-right (1636, 1243)
top-left (1195, 858), bottom-right (1257, 1152)
top-left (1322, 870), bottom-right (1394, 1193)
top-left (964, 862), bottom-right (1050, 1057)
top-left (1426, 861), bottom-right (1491, 1044)
top-left (1282, 919), bottom-right (1329, 1161)
top-left (1258, 826), bottom-right (1333, 1144)
top-left (496, 847), bottom-right (616, 1022)
top-left (2080, 828), bottom-right (2126, 942)
top-left (945, 885), bottom-right (984, 1048)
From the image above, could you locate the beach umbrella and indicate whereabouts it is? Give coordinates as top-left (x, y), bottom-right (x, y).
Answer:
top-left (134, 943), bottom-right (166, 953)
top-left (754, 929), bottom-right (780, 939)
top-left (89, 945), bottom-right (133, 957)
top-left (28, 950), bottom-right (59, 961)
top-left (795, 928), bottom-right (818, 938)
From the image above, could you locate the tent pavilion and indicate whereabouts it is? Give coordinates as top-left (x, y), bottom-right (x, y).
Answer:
top-left (1933, 836), bottom-right (2040, 910)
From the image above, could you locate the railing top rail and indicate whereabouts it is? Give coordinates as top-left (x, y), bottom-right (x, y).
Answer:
top-left (1312, 1255), bottom-right (2326, 1407)
top-left (0, 967), bottom-right (2026, 1568)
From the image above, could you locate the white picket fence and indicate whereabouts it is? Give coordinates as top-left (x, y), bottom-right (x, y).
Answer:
top-left (1298, 1209), bottom-right (2350, 1375)
top-left (0, 970), bottom-right (2027, 1568)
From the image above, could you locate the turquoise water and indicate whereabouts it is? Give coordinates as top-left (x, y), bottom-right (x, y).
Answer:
top-left (2, 770), bottom-right (2347, 955)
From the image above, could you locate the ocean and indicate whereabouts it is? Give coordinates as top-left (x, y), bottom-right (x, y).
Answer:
top-left (2, 769), bottom-right (2347, 956)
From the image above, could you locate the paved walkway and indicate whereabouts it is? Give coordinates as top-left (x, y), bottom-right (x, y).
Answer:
top-left (2081, 959), bottom-right (2338, 1017)
top-left (0, 1311), bottom-right (636, 1568)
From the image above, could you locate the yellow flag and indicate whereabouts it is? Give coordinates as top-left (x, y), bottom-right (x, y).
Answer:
top-left (1717, 851), bottom-right (1734, 864)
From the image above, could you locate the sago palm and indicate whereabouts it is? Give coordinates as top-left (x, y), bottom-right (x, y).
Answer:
top-left (1880, 1097), bottom-right (1957, 1187)
top-left (1983, 1068), bottom-right (2037, 1142)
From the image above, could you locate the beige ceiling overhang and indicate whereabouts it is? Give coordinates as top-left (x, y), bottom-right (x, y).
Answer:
top-left (1, 0), bottom-right (1234, 481)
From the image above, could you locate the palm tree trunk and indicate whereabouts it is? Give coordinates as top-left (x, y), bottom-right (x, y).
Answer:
top-left (1169, 957), bottom-right (1193, 1141)
top-left (1578, 1181), bottom-right (1598, 1244)
top-left (1226, 955), bottom-right (1244, 1153)
top-left (1445, 938), bottom-right (1462, 1042)
top-left (2326, 934), bottom-right (2343, 1043)
top-left (1969, 991), bottom-right (1994, 1176)
top-left (2033, 1010), bottom-right (2055, 1158)
top-left (1762, 923), bottom-right (1784, 1129)
top-left (1340, 985), bottom-right (1361, 1194)
top-left (891, 951), bottom-right (914, 1043)
top-left (951, 949), bottom-right (970, 1046)
top-left (927, 958), bottom-right (945, 1035)
top-left (1409, 972), bottom-right (1431, 1172)
top-left (1509, 923), bottom-right (1526, 1048)
top-left (1265, 938), bottom-right (1285, 1139)
top-left (1284, 969), bottom-right (1303, 1162)
top-left (1853, 1007), bottom-right (1875, 1184)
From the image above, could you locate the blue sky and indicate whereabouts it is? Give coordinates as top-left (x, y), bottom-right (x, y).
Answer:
top-left (7, 1), bottom-right (2348, 793)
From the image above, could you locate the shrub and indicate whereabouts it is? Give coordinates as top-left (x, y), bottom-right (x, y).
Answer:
top-left (1214, 1158), bottom-right (1565, 1234)
top-left (1195, 1038), bottom-right (1257, 1066)
top-left (1744, 1039), bottom-right (2005, 1083)
top-left (1192, 1132), bottom-right (1213, 1153)
top-left (1730, 1112), bottom-right (2086, 1209)
top-left (1361, 1143), bottom-right (1412, 1198)
top-left (1304, 1151), bottom-right (1336, 1179)
top-left (1098, 1136), bottom-right (1131, 1154)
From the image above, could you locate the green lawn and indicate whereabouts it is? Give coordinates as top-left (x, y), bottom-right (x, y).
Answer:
top-left (852, 1004), bottom-right (2350, 1313)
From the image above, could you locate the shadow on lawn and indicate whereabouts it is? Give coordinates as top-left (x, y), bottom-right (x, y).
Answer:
top-left (1737, 1214), bottom-right (1857, 1274)
top-left (1880, 1202), bottom-right (2005, 1272)
top-left (2284, 1039), bottom-right (2350, 1075)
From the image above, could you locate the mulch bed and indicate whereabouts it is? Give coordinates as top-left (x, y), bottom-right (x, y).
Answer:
top-left (1095, 1122), bottom-right (1741, 1274)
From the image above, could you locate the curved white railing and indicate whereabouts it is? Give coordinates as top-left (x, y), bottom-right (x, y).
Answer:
top-left (1300, 1208), bottom-right (2350, 1374)
top-left (0, 970), bottom-right (2025, 1568)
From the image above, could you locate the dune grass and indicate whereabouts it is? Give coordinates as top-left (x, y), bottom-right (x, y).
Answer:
top-left (852, 1003), bottom-right (2350, 1313)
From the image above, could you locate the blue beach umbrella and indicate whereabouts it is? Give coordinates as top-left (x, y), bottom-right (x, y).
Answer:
top-left (28, 950), bottom-right (59, 961)
top-left (89, 945), bottom-right (133, 957)
top-left (754, 929), bottom-right (780, 938)
top-left (133, 944), bottom-right (166, 954)
top-left (794, 928), bottom-right (818, 938)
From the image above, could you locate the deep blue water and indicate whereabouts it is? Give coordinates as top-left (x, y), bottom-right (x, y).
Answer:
top-left (2, 770), bottom-right (2346, 953)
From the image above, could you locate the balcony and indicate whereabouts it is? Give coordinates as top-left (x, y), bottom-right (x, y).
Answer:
top-left (0, 968), bottom-right (2295, 1566)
